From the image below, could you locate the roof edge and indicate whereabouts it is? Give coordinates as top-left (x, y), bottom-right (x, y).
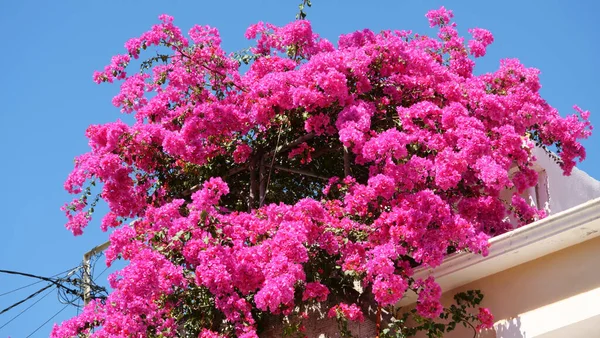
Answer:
top-left (399, 197), bottom-right (600, 306)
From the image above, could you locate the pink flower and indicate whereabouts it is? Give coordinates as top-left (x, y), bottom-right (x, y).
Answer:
top-left (425, 6), bottom-right (454, 27)
top-left (304, 113), bottom-right (331, 135)
top-left (100, 212), bottom-right (121, 232)
top-left (57, 8), bottom-right (592, 337)
top-left (468, 28), bottom-right (494, 57)
top-left (288, 142), bottom-right (314, 164)
top-left (372, 275), bottom-right (408, 306)
top-left (200, 329), bottom-right (225, 338)
top-left (233, 144), bottom-right (253, 163)
top-left (302, 282), bottom-right (330, 302)
top-left (328, 303), bottom-right (364, 322)
top-left (476, 307), bottom-right (494, 331)
top-left (415, 277), bottom-right (443, 319)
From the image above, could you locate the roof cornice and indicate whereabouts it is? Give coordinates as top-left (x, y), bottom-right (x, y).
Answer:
top-left (399, 197), bottom-right (600, 306)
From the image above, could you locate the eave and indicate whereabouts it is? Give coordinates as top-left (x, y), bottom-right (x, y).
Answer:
top-left (399, 197), bottom-right (600, 306)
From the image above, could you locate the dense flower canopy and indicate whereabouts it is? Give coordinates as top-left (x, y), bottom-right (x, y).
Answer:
top-left (55, 6), bottom-right (591, 338)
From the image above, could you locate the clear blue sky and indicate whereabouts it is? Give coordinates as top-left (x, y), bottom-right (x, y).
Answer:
top-left (0, 1), bottom-right (598, 337)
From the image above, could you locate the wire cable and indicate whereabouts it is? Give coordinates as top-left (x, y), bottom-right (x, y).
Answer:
top-left (0, 284), bottom-right (53, 316)
top-left (94, 265), bottom-right (110, 282)
top-left (0, 266), bottom-right (80, 298)
top-left (0, 261), bottom-right (109, 334)
top-left (0, 280), bottom-right (43, 297)
top-left (0, 270), bottom-right (62, 284)
top-left (0, 264), bottom-right (100, 334)
top-left (25, 303), bottom-right (69, 338)
top-left (0, 285), bottom-right (56, 330)
top-left (77, 253), bottom-right (110, 306)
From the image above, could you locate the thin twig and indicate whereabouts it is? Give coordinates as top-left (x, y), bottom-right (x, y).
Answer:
top-left (343, 146), bottom-right (351, 177)
top-left (466, 317), bottom-right (478, 338)
top-left (174, 46), bottom-right (247, 93)
top-left (375, 305), bottom-right (382, 338)
top-left (264, 132), bottom-right (315, 159)
top-left (249, 156), bottom-right (258, 211)
top-left (181, 164), bottom-right (249, 197)
top-left (259, 154), bottom-right (266, 205)
top-left (266, 164), bottom-right (329, 180)
top-left (224, 164), bottom-right (250, 178)
top-left (311, 144), bottom-right (342, 159)
top-left (260, 125), bottom-right (284, 207)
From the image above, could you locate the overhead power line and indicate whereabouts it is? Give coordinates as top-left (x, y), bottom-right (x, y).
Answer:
top-left (25, 304), bottom-right (69, 338)
top-left (0, 252), bottom-right (111, 335)
top-left (0, 284), bottom-right (54, 316)
top-left (0, 285), bottom-right (57, 330)
top-left (0, 267), bottom-right (80, 298)
top-left (0, 280), bottom-right (43, 298)
top-left (20, 258), bottom-right (110, 337)
top-left (0, 267), bottom-right (85, 312)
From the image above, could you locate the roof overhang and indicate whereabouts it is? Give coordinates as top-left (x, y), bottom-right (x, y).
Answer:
top-left (399, 197), bottom-right (600, 306)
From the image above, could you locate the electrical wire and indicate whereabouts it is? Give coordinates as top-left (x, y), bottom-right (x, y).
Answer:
top-left (0, 259), bottom-right (112, 337)
top-left (77, 253), bottom-right (110, 306)
top-left (0, 280), bottom-right (43, 297)
top-left (0, 284), bottom-right (54, 315)
top-left (53, 253), bottom-right (110, 308)
top-left (0, 285), bottom-right (56, 330)
top-left (94, 265), bottom-right (110, 282)
top-left (91, 253), bottom-right (100, 278)
top-left (0, 266), bottom-right (83, 317)
top-left (0, 258), bottom-right (110, 335)
top-left (25, 303), bottom-right (69, 338)
top-left (0, 270), bottom-right (63, 284)
top-left (0, 266), bottom-right (81, 298)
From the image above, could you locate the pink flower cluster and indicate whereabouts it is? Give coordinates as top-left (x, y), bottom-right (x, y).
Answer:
top-left (468, 28), bottom-right (494, 57)
top-left (415, 277), bottom-right (443, 319)
top-left (288, 142), bottom-right (314, 164)
top-left (476, 307), bottom-right (494, 331)
top-left (327, 303), bottom-right (365, 322)
top-left (55, 6), bottom-right (591, 337)
top-left (302, 282), bottom-right (330, 302)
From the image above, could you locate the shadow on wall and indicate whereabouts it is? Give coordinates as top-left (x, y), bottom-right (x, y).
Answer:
top-left (495, 316), bottom-right (525, 338)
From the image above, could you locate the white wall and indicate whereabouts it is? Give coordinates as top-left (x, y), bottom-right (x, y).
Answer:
top-left (532, 147), bottom-right (600, 214)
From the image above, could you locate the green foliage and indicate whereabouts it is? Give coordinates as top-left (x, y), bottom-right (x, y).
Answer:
top-left (296, 0), bottom-right (312, 20)
top-left (380, 290), bottom-right (485, 338)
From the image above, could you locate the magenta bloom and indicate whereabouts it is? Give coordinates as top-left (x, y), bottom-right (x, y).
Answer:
top-left (55, 6), bottom-right (591, 337)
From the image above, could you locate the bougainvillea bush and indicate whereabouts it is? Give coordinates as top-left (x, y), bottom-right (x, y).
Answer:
top-left (54, 5), bottom-right (591, 337)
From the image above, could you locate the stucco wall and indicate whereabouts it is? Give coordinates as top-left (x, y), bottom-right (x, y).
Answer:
top-left (288, 232), bottom-right (600, 337)
top-left (260, 305), bottom-right (378, 337)
top-left (532, 147), bottom-right (600, 214)
top-left (261, 316), bottom-right (377, 337)
top-left (426, 235), bottom-right (600, 338)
